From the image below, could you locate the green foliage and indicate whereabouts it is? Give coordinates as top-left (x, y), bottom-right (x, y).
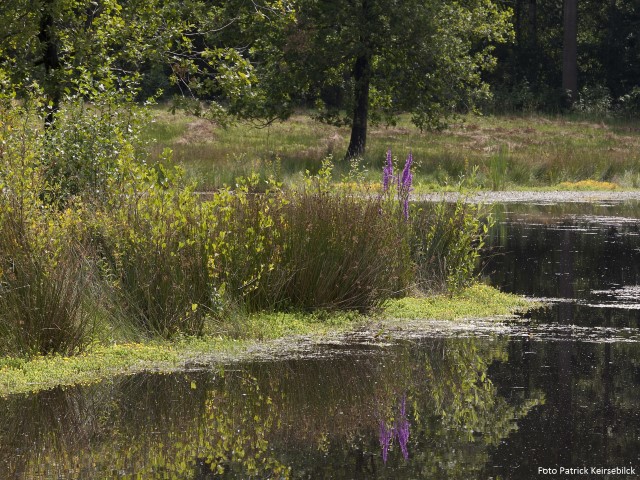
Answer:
top-left (97, 159), bottom-right (214, 337)
top-left (0, 98), bottom-right (94, 355)
top-left (0, 213), bottom-right (92, 356)
top-left (573, 85), bottom-right (613, 117)
top-left (266, 191), bottom-right (412, 312)
top-left (489, 1), bottom-right (640, 114)
top-left (289, 0), bottom-right (511, 126)
top-left (489, 145), bottom-right (510, 191)
top-left (0, 84), bottom-right (488, 354)
top-left (411, 201), bottom-right (490, 293)
top-left (42, 91), bottom-right (150, 201)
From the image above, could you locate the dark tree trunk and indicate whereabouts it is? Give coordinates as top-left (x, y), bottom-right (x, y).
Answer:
top-left (38, 0), bottom-right (61, 128)
top-left (527, 0), bottom-right (537, 47)
top-left (346, 52), bottom-right (372, 159)
top-left (514, 0), bottom-right (522, 46)
top-left (562, 0), bottom-right (578, 105)
top-left (345, 0), bottom-right (373, 160)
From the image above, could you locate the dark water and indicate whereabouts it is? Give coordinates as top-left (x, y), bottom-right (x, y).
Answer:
top-left (2, 202), bottom-right (640, 479)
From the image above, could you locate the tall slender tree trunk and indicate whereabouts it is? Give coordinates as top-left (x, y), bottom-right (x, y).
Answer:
top-left (38, 0), bottom-right (61, 128)
top-left (346, 0), bottom-right (373, 160)
top-left (562, 0), bottom-right (578, 105)
top-left (346, 52), bottom-right (372, 159)
top-left (527, 0), bottom-right (537, 47)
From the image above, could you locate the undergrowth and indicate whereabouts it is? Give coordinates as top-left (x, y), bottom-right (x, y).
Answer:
top-left (0, 94), bottom-right (489, 358)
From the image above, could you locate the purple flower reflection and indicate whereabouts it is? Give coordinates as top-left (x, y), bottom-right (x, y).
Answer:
top-left (396, 395), bottom-right (410, 460)
top-left (378, 394), bottom-right (411, 464)
top-left (379, 420), bottom-right (393, 464)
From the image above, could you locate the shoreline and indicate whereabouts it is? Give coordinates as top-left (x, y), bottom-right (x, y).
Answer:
top-left (416, 190), bottom-right (640, 204)
top-left (0, 284), bottom-right (534, 397)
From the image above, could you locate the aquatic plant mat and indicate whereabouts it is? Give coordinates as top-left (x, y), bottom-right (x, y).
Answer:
top-left (0, 285), bottom-right (533, 397)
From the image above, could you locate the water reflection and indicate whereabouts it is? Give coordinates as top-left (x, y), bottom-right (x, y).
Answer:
top-left (486, 340), bottom-right (640, 479)
top-left (378, 394), bottom-right (409, 463)
top-left (484, 201), bottom-right (640, 328)
top-left (0, 338), bottom-right (541, 479)
top-left (482, 201), bottom-right (640, 478)
top-left (3, 201), bottom-right (640, 478)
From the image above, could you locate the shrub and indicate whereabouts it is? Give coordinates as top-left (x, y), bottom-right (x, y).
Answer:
top-left (41, 91), bottom-right (149, 203)
top-left (574, 85), bottom-right (613, 117)
top-left (410, 200), bottom-right (488, 293)
top-left (94, 154), bottom-right (215, 338)
top-left (616, 87), bottom-right (640, 117)
top-left (0, 97), bottom-right (95, 355)
top-left (205, 176), bottom-right (288, 312)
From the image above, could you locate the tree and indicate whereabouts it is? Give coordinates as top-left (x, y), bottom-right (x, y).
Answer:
top-left (1, 0), bottom-right (157, 121)
top-left (562, 0), bottom-right (578, 105)
top-left (276, 0), bottom-right (513, 159)
top-left (0, 0), bottom-right (251, 124)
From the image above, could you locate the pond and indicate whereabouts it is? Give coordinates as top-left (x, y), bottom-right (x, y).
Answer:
top-left (2, 202), bottom-right (640, 479)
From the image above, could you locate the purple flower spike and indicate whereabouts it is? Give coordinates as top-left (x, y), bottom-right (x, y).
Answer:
top-left (401, 152), bottom-right (413, 190)
top-left (383, 149), bottom-right (393, 192)
top-left (400, 152), bottom-right (414, 220)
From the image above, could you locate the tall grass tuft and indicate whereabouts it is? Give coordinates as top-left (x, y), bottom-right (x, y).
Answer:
top-left (488, 145), bottom-right (509, 190)
top-left (269, 192), bottom-right (412, 312)
top-left (211, 186), bottom-right (412, 314)
top-left (0, 215), bottom-right (93, 356)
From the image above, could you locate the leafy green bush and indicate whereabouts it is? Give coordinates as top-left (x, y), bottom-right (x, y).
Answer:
top-left (616, 87), bottom-right (640, 117)
top-left (41, 92), bottom-right (149, 203)
top-left (93, 153), bottom-right (215, 338)
top-left (411, 200), bottom-right (489, 293)
top-left (574, 85), bottom-right (613, 117)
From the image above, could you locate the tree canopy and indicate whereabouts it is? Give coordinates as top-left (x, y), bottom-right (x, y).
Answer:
top-left (184, 0), bottom-right (512, 158)
top-left (287, 0), bottom-right (512, 157)
top-left (3, 0), bottom-right (639, 157)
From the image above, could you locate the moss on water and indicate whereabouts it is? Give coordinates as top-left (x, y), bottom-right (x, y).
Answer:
top-left (381, 283), bottom-right (535, 320)
top-left (0, 284), bottom-right (535, 397)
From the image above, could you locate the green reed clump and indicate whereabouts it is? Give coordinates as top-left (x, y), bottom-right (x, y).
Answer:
top-left (0, 234), bottom-right (91, 356)
top-left (0, 97), bottom-right (97, 356)
top-left (203, 173), bottom-right (412, 313)
top-left (268, 191), bottom-right (412, 312)
top-left (410, 200), bottom-right (488, 293)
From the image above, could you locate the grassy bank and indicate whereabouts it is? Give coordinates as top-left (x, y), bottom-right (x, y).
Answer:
top-left (144, 109), bottom-right (640, 191)
top-left (0, 284), bottom-right (534, 397)
top-left (0, 96), bottom-right (494, 357)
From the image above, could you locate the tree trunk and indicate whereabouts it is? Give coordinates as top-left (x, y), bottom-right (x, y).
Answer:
top-left (38, 0), bottom-right (61, 128)
top-left (527, 0), bottom-right (537, 47)
top-left (562, 0), bottom-right (578, 105)
top-left (346, 52), bottom-right (372, 159)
